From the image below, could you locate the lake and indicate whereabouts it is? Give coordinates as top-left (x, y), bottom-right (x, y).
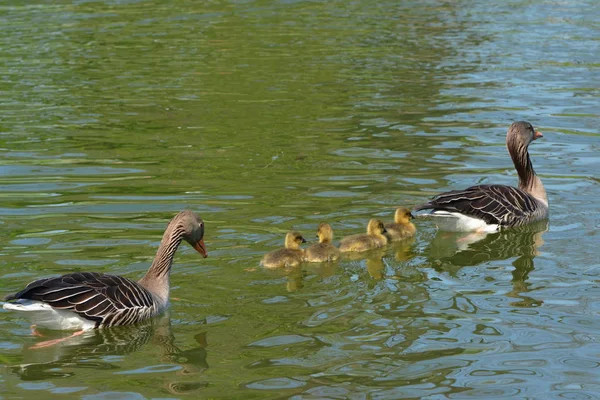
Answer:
top-left (1, 0), bottom-right (599, 398)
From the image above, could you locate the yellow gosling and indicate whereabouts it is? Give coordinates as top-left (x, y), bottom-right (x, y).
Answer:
top-left (339, 219), bottom-right (388, 252)
top-left (260, 231), bottom-right (306, 269)
top-left (385, 207), bottom-right (416, 242)
top-left (305, 223), bottom-right (340, 263)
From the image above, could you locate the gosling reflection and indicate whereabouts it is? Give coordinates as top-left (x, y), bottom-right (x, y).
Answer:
top-left (389, 236), bottom-right (417, 262)
top-left (427, 220), bottom-right (548, 306)
top-left (284, 265), bottom-right (306, 292)
top-left (9, 314), bottom-right (209, 391)
top-left (365, 250), bottom-right (387, 280)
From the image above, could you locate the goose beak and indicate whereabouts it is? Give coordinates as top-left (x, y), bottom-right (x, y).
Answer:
top-left (534, 130), bottom-right (543, 140)
top-left (193, 239), bottom-right (208, 258)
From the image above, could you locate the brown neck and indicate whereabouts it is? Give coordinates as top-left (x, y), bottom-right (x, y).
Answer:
top-left (138, 221), bottom-right (186, 302)
top-left (508, 142), bottom-right (548, 204)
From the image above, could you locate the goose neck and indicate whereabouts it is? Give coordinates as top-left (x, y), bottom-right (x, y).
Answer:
top-left (138, 221), bottom-right (186, 299)
top-left (508, 141), bottom-right (548, 205)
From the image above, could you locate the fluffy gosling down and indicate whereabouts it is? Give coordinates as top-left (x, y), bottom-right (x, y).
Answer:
top-left (260, 231), bottom-right (306, 269)
top-left (339, 219), bottom-right (388, 252)
top-left (305, 223), bottom-right (340, 262)
top-left (385, 207), bottom-right (416, 242)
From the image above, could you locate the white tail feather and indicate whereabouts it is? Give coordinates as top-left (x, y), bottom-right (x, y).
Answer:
top-left (2, 300), bottom-right (95, 331)
top-left (417, 210), bottom-right (499, 233)
top-left (3, 300), bottom-right (53, 312)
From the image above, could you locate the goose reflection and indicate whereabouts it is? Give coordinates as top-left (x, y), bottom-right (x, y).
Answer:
top-left (426, 220), bottom-right (548, 306)
top-left (9, 313), bottom-right (209, 392)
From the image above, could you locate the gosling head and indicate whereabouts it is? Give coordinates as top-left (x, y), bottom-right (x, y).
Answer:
top-left (394, 207), bottom-right (414, 225)
top-left (366, 219), bottom-right (387, 235)
top-left (284, 231), bottom-right (307, 250)
top-left (316, 223), bottom-right (334, 244)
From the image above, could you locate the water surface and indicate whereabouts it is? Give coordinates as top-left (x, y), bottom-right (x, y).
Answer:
top-left (1, 0), bottom-right (599, 398)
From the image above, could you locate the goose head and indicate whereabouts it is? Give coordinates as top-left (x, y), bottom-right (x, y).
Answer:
top-left (175, 210), bottom-right (208, 258)
top-left (285, 231), bottom-right (307, 250)
top-left (394, 207), bottom-right (414, 225)
top-left (507, 121), bottom-right (542, 150)
top-left (316, 223), bottom-right (334, 244)
top-left (367, 219), bottom-right (387, 236)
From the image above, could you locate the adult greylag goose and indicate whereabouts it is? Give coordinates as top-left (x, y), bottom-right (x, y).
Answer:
top-left (414, 121), bottom-right (549, 232)
top-left (260, 231), bottom-right (306, 269)
top-left (384, 207), bottom-right (416, 242)
top-left (3, 210), bottom-right (207, 334)
top-left (305, 223), bottom-right (340, 263)
top-left (339, 219), bottom-right (388, 252)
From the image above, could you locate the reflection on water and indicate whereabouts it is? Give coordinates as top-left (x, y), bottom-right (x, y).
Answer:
top-left (426, 220), bottom-right (548, 307)
top-left (8, 315), bottom-right (209, 395)
top-left (427, 220), bottom-right (548, 268)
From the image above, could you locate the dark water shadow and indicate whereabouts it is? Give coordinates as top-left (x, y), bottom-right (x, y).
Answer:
top-left (425, 220), bottom-right (549, 307)
top-left (8, 314), bottom-right (209, 393)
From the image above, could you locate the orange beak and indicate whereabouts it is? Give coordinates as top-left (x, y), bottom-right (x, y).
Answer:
top-left (534, 130), bottom-right (543, 140)
top-left (193, 239), bottom-right (208, 258)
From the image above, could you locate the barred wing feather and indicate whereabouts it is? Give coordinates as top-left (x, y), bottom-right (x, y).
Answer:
top-left (5, 272), bottom-right (156, 328)
top-left (414, 185), bottom-right (541, 227)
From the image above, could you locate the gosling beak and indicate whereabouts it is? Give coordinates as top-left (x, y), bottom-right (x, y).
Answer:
top-left (533, 130), bottom-right (543, 140)
top-left (301, 237), bottom-right (307, 244)
top-left (193, 239), bottom-right (208, 258)
top-left (409, 212), bottom-right (415, 220)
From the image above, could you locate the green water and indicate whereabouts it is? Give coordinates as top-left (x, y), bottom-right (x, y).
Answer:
top-left (1, 0), bottom-right (599, 398)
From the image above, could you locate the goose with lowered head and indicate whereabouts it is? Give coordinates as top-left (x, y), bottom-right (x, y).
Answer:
top-left (3, 210), bottom-right (207, 336)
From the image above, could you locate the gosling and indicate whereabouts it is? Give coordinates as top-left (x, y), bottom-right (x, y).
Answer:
top-left (339, 219), bottom-right (388, 252)
top-left (385, 207), bottom-right (416, 242)
top-left (305, 223), bottom-right (340, 262)
top-left (260, 231), bottom-right (306, 269)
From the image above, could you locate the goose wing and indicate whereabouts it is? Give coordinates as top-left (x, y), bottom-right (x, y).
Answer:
top-left (414, 184), bottom-right (540, 227)
top-left (5, 272), bottom-right (156, 327)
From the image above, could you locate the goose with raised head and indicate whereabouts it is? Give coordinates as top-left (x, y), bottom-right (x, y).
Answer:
top-left (3, 210), bottom-right (207, 336)
top-left (339, 219), bottom-right (388, 252)
top-left (305, 223), bottom-right (340, 263)
top-left (414, 121), bottom-right (549, 232)
top-left (260, 231), bottom-right (306, 269)
top-left (385, 207), bottom-right (416, 242)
